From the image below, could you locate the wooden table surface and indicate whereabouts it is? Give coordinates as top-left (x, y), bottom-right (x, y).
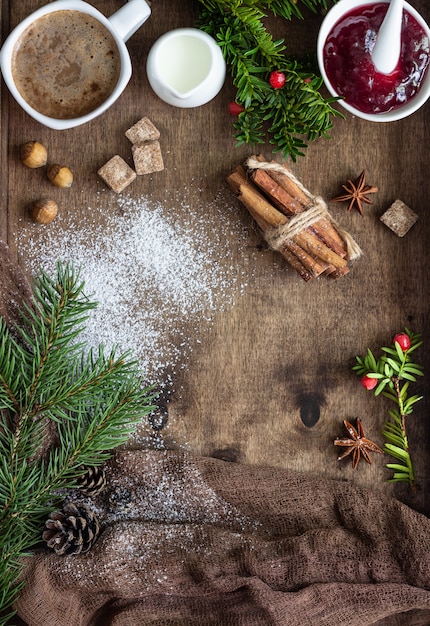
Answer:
top-left (2, 0), bottom-right (429, 516)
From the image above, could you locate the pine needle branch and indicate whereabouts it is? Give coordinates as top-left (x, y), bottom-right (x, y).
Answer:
top-left (0, 262), bottom-right (157, 624)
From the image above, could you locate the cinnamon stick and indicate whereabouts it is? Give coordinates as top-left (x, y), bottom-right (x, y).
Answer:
top-left (227, 167), bottom-right (285, 230)
top-left (250, 168), bottom-right (347, 260)
top-left (309, 222), bottom-right (347, 259)
top-left (279, 239), bottom-right (331, 279)
top-left (252, 155), bottom-right (311, 206)
top-left (227, 167), bottom-right (329, 279)
top-left (250, 156), bottom-right (348, 258)
top-left (276, 244), bottom-right (314, 283)
top-left (230, 168), bottom-right (346, 271)
top-left (250, 168), bottom-right (303, 215)
top-left (292, 229), bottom-right (346, 270)
top-left (270, 159), bottom-right (348, 256)
top-left (330, 266), bottom-right (350, 278)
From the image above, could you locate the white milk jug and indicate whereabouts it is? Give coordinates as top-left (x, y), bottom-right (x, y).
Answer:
top-left (146, 27), bottom-right (226, 108)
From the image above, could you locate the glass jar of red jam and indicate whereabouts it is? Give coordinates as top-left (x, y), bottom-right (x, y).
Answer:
top-left (323, 3), bottom-right (430, 114)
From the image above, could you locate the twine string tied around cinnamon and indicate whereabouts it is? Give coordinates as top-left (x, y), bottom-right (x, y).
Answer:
top-left (245, 157), bottom-right (362, 261)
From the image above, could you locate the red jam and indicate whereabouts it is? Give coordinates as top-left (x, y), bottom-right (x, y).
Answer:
top-left (323, 3), bottom-right (430, 114)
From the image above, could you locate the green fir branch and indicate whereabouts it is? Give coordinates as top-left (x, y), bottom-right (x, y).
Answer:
top-left (198, 0), bottom-right (329, 22)
top-left (353, 329), bottom-right (423, 489)
top-left (0, 262), bottom-right (156, 624)
top-left (197, 0), bottom-right (342, 160)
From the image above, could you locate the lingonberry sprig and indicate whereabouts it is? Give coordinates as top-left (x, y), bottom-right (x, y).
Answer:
top-left (353, 329), bottom-right (423, 489)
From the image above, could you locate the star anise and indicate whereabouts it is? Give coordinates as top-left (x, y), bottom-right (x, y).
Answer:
top-left (332, 170), bottom-right (378, 215)
top-left (334, 418), bottom-right (383, 469)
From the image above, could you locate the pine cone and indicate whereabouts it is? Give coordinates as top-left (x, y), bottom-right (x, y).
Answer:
top-left (42, 502), bottom-right (100, 555)
top-left (76, 465), bottom-right (106, 496)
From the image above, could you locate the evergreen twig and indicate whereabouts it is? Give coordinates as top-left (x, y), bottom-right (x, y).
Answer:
top-left (353, 329), bottom-right (423, 490)
top-left (197, 0), bottom-right (342, 160)
top-left (0, 263), bottom-right (156, 623)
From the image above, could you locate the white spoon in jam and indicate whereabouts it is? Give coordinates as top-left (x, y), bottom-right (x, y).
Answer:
top-left (371, 0), bottom-right (404, 75)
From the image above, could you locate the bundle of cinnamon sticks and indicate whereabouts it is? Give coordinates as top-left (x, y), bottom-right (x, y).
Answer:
top-left (227, 156), bottom-right (361, 281)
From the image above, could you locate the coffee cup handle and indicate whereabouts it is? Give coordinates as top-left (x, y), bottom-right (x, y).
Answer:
top-left (108, 0), bottom-right (151, 43)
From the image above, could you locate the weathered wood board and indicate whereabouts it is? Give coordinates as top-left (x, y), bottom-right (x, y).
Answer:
top-left (1, 0), bottom-right (429, 515)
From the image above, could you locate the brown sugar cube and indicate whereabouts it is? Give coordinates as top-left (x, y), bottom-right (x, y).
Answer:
top-left (98, 155), bottom-right (136, 193)
top-left (380, 199), bottom-right (418, 237)
top-left (132, 141), bottom-right (164, 175)
top-left (125, 117), bottom-right (160, 145)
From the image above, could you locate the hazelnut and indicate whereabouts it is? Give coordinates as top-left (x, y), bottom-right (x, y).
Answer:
top-left (20, 141), bottom-right (48, 168)
top-left (46, 164), bottom-right (73, 188)
top-left (30, 198), bottom-right (58, 224)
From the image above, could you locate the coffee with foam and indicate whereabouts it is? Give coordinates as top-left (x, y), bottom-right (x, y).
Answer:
top-left (11, 10), bottom-right (121, 119)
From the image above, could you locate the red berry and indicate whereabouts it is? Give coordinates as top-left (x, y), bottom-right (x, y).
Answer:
top-left (228, 101), bottom-right (245, 116)
top-left (269, 71), bottom-right (286, 89)
top-left (393, 333), bottom-right (411, 351)
top-left (360, 374), bottom-right (377, 390)
top-left (303, 77), bottom-right (312, 84)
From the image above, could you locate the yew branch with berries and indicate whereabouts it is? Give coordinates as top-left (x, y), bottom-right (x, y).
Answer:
top-left (197, 0), bottom-right (341, 160)
top-left (353, 329), bottom-right (423, 489)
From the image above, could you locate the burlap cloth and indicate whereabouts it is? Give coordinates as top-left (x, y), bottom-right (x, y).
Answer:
top-left (2, 242), bottom-right (430, 626)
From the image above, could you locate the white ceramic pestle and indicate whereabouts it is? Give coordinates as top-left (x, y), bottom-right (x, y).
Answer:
top-left (371, 0), bottom-right (404, 74)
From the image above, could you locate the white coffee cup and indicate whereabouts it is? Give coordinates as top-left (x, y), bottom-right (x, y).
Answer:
top-left (0, 0), bottom-right (151, 130)
top-left (146, 28), bottom-right (226, 108)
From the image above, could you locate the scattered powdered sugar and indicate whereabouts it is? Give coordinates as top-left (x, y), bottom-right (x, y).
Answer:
top-left (70, 450), bottom-right (259, 530)
top-left (17, 187), bottom-right (255, 389)
top-left (56, 450), bottom-right (260, 590)
top-left (18, 192), bottom-right (266, 591)
top-left (56, 519), bottom-right (255, 592)
top-left (101, 450), bottom-right (258, 529)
